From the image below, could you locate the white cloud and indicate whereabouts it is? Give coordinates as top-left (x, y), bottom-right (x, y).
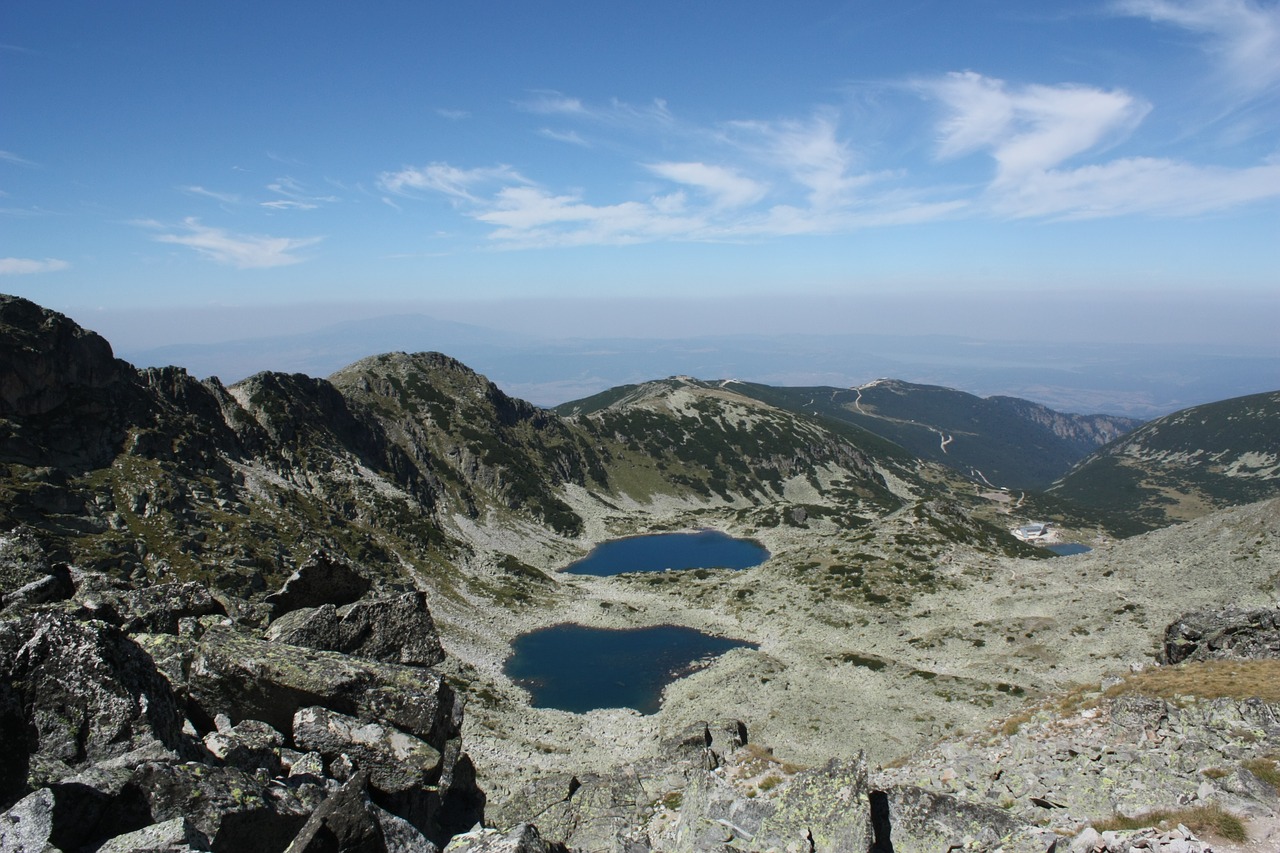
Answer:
top-left (645, 162), bottom-right (767, 208)
top-left (518, 92), bottom-right (586, 115)
top-left (930, 72), bottom-right (1148, 182)
top-left (180, 185), bottom-right (241, 203)
top-left (473, 186), bottom-right (706, 248)
top-left (0, 150), bottom-right (37, 167)
top-left (727, 111), bottom-right (874, 209)
top-left (539, 128), bottom-right (590, 146)
top-left (436, 108), bottom-right (471, 120)
top-left (1115, 0), bottom-right (1280, 94)
top-left (378, 163), bottom-right (530, 201)
top-left (262, 177), bottom-right (337, 210)
top-left (925, 70), bottom-right (1280, 217)
top-left (0, 257), bottom-right (69, 275)
top-left (992, 156), bottom-right (1280, 218)
top-left (149, 218), bottom-right (321, 268)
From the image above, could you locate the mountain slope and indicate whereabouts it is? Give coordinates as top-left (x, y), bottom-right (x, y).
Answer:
top-left (717, 379), bottom-right (1139, 491)
top-left (2, 296), bottom-right (1030, 603)
top-left (1049, 389), bottom-right (1280, 535)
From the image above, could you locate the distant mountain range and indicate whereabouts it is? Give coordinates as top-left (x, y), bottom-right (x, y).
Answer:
top-left (119, 313), bottom-right (1280, 419)
top-left (1050, 389), bottom-right (1280, 535)
top-left (7, 293), bottom-right (1280, 851)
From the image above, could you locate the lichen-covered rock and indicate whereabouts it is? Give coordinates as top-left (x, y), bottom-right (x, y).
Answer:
top-left (129, 761), bottom-right (320, 853)
top-left (266, 591), bottom-right (445, 668)
top-left (203, 718), bottom-right (287, 776)
top-left (516, 771), bottom-right (651, 852)
top-left (120, 581), bottom-right (228, 634)
top-left (443, 823), bottom-right (564, 853)
top-left (293, 706), bottom-right (442, 795)
top-left (284, 774), bottom-right (387, 853)
top-left (0, 612), bottom-right (191, 793)
top-left (94, 817), bottom-right (212, 853)
top-left (0, 529), bottom-right (72, 614)
top-left (1164, 606), bottom-right (1280, 663)
top-left (0, 788), bottom-right (55, 853)
top-left (187, 624), bottom-right (459, 742)
top-left (265, 550), bottom-right (371, 617)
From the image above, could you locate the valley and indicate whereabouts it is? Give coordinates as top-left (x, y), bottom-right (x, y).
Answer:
top-left (3, 293), bottom-right (1280, 852)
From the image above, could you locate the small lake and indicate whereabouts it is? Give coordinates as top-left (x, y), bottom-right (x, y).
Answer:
top-left (504, 624), bottom-right (757, 714)
top-left (1046, 543), bottom-right (1093, 556)
top-left (563, 530), bottom-right (769, 576)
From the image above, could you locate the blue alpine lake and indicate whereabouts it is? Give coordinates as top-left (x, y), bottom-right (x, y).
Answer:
top-left (1046, 543), bottom-right (1093, 556)
top-left (562, 530), bottom-right (769, 576)
top-left (504, 624), bottom-right (757, 714)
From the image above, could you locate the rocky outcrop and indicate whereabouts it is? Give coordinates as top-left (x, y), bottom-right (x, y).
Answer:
top-left (265, 590), bottom-right (445, 667)
top-left (0, 554), bottom-right (482, 853)
top-left (1164, 605), bottom-right (1280, 663)
top-left (264, 550), bottom-right (373, 617)
top-left (0, 612), bottom-right (193, 792)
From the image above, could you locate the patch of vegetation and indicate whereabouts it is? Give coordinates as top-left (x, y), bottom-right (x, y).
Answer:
top-left (1091, 804), bottom-right (1246, 843)
top-left (835, 652), bottom-right (888, 671)
top-left (1107, 660), bottom-right (1280, 704)
top-left (1243, 756), bottom-right (1280, 791)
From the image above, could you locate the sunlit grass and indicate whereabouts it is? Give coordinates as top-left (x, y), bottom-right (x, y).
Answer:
top-left (1091, 804), bottom-right (1246, 843)
top-left (1106, 660), bottom-right (1280, 703)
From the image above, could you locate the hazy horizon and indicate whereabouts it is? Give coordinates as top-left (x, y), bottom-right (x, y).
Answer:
top-left (5, 2), bottom-right (1278, 385)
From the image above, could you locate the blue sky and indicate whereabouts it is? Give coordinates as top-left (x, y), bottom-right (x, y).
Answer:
top-left (3, 1), bottom-right (1279, 348)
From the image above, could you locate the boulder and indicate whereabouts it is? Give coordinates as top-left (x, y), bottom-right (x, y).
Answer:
top-left (120, 581), bottom-right (228, 634)
top-left (0, 776), bottom-right (157, 853)
top-left (203, 718), bottom-right (287, 776)
top-left (129, 760), bottom-right (320, 853)
top-left (266, 591), bottom-right (445, 667)
top-left (292, 706), bottom-right (443, 795)
top-left (0, 529), bottom-right (72, 614)
top-left (1164, 606), bottom-right (1280, 663)
top-left (94, 817), bottom-right (212, 853)
top-left (501, 772), bottom-right (649, 853)
top-left (0, 788), bottom-right (55, 853)
top-left (443, 824), bottom-right (564, 853)
top-left (265, 550), bottom-right (371, 617)
top-left (284, 774), bottom-right (387, 853)
top-left (0, 612), bottom-right (191, 794)
top-left (187, 625), bottom-right (459, 743)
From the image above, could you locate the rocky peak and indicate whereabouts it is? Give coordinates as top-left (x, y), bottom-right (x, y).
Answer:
top-left (0, 295), bottom-right (126, 418)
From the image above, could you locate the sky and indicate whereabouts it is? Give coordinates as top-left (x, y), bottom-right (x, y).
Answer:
top-left (3, 1), bottom-right (1279, 349)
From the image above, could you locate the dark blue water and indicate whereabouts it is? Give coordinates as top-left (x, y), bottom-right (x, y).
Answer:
top-left (1046, 543), bottom-right (1093, 556)
top-left (563, 530), bottom-right (769, 576)
top-left (504, 624), bottom-right (757, 714)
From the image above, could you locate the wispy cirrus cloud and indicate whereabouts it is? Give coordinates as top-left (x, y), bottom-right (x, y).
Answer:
top-left (378, 163), bottom-right (532, 201)
top-left (930, 72), bottom-right (1149, 182)
top-left (644, 162), bottom-right (767, 208)
top-left (539, 128), bottom-right (590, 146)
top-left (381, 76), bottom-right (1280, 249)
top-left (726, 111), bottom-right (878, 210)
top-left (0, 257), bottom-right (69, 275)
top-left (144, 218), bottom-right (321, 268)
top-left (926, 70), bottom-right (1280, 217)
top-left (990, 156), bottom-right (1280, 218)
top-left (179, 185), bottom-right (241, 204)
top-left (0, 150), bottom-right (37, 167)
top-left (1115, 0), bottom-right (1280, 94)
top-left (261, 176), bottom-right (338, 211)
top-left (517, 91), bottom-right (586, 115)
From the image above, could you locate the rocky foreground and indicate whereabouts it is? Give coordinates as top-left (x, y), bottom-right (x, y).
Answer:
top-left (4, 520), bottom-right (1280, 852)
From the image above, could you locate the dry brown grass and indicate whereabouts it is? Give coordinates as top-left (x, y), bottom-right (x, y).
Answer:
top-left (1105, 660), bottom-right (1280, 703)
top-left (1244, 756), bottom-right (1280, 791)
top-left (1091, 803), bottom-right (1247, 843)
